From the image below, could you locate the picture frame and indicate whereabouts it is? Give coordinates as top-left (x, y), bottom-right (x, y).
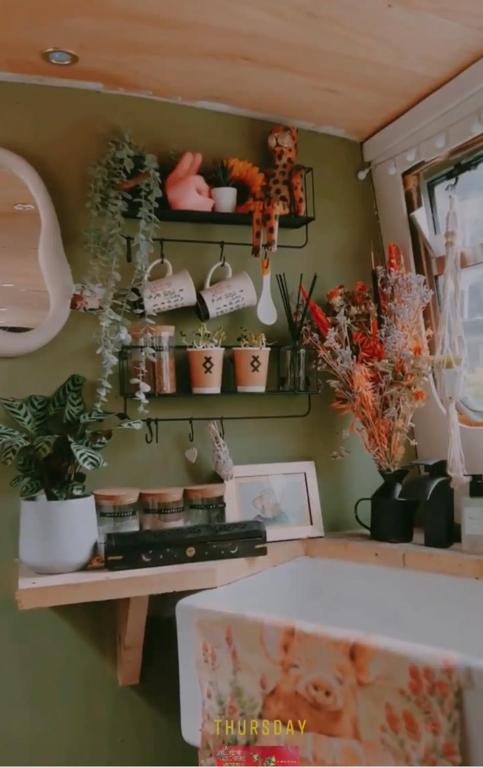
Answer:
top-left (224, 461), bottom-right (324, 542)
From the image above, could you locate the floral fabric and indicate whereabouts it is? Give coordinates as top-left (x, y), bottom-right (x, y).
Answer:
top-left (195, 610), bottom-right (467, 766)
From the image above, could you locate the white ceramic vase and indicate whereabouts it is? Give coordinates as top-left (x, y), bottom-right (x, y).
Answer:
top-left (19, 495), bottom-right (98, 574)
top-left (211, 187), bottom-right (237, 213)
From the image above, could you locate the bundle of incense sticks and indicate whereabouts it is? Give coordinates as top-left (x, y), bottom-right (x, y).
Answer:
top-left (276, 272), bottom-right (317, 344)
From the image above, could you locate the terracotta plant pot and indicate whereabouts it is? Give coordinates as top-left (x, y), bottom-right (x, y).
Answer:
top-left (187, 347), bottom-right (224, 394)
top-left (233, 347), bottom-right (271, 393)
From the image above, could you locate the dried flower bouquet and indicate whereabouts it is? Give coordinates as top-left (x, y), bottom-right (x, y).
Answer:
top-left (304, 244), bottom-right (432, 472)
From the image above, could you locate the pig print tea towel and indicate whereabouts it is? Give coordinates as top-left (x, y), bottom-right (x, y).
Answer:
top-left (195, 610), bottom-right (470, 766)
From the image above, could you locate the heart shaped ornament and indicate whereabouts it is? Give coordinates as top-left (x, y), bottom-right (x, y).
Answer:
top-left (184, 446), bottom-right (198, 464)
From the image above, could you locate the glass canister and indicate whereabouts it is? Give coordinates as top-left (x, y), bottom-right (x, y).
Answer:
top-left (94, 487), bottom-right (140, 555)
top-left (184, 484), bottom-right (226, 525)
top-left (148, 324), bottom-right (177, 395)
top-left (139, 487), bottom-right (185, 530)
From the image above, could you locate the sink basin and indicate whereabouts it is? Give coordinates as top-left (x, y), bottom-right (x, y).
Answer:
top-left (176, 555), bottom-right (483, 762)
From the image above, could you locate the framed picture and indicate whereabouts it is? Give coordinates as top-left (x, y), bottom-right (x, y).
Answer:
top-left (224, 461), bottom-right (324, 542)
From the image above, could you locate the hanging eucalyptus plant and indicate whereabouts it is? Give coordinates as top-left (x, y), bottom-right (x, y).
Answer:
top-left (83, 133), bottom-right (162, 413)
top-left (0, 374), bottom-right (140, 500)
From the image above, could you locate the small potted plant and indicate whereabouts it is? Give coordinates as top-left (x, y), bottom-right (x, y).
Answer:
top-left (210, 160), bottom-right (237, 213)
top-left (233, 329), bottom-right (271, 393)
top-left (182, 324), bottom-right (226, 394)
top-left (0, 374), bottom-right (140, 573)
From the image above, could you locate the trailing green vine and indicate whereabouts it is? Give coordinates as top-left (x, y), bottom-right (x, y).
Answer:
top-left (83, 133), bottom-right (162, 413)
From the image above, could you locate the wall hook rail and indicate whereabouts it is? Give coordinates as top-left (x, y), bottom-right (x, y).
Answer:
top-left (135, 394), bottom-right (312, 444)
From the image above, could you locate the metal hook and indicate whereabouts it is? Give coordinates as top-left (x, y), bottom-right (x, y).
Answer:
top-left (219, 241), bottom-right (226, 267)
top-left (155, 419), bottom-right (159, 444)
top-left (159, 239), bottom-right (165, 264)
top-left (188, 418), bottom-right (194, 443)
top-left (145, 418), bottom-right (154, 445)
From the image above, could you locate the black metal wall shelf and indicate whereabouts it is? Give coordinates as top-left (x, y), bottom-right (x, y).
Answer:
top-left (119, 344), bottom-right (318, 443)
top-left (123, 167), bottom-right (315, 251)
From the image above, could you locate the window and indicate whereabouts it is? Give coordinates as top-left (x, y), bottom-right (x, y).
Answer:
top-left (423, 146), bottom-right (483, 418)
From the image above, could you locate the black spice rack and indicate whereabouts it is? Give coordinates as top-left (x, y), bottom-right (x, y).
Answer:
top-left (123, 167), bottom-right (315, 252)
top-left (119, 345), bottom-right (319, 444)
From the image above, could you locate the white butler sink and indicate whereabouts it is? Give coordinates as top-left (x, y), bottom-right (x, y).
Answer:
top-left (176, 556), bottom-right (483, 763)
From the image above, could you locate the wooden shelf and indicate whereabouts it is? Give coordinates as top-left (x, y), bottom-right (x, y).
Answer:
top-left (306, 531), bottom-right (483, 580)
top-left (16, 532), bottom-right (483, 686)
top-left (16, 540), bottom-right (305, 611)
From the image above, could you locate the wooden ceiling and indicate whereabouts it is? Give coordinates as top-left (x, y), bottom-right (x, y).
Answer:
top-left (1, 0), bottom-right (483, 139)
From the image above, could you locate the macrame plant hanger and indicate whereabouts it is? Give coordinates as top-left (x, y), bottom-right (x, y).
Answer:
top-left (434, 194), bottom-right (467, 485)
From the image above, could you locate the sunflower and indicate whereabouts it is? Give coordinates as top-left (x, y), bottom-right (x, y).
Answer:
top-left (225, 157), bottom-right (265, 212)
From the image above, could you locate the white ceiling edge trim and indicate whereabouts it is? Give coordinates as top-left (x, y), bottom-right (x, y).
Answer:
top-left (0, 71), bottom-right (356, 141)
top-left (363, 57), bottom-right (483, 163)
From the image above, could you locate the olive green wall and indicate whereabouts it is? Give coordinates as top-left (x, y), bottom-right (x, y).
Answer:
top-left (0, 82), bottom-right (381, 765)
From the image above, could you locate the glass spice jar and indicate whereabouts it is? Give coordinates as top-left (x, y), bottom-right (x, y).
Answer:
top-left (139, 487), bottom-right (185, 530)
top-left (94, 487), bottom-right (140, 555)
top-left (148, 324), bottom-right (177, 395)
top-left (184, 484), bottom-right (226, 525)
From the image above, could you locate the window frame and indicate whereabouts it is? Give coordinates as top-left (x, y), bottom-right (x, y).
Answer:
top-left (362, 59), bottom-right (483, 473)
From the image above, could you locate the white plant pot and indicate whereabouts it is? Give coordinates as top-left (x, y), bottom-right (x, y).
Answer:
top-left (19, 495), bottom-right (98, 574)
top-left (211, 187), bottom-right (237, 213)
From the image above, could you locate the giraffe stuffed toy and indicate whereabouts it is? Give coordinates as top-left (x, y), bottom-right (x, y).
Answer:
top-left (251, 126), bottom-right (305, 256)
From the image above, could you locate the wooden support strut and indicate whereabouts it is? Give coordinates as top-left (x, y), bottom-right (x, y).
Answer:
top-left (116, 595), bottom-right (149, 686)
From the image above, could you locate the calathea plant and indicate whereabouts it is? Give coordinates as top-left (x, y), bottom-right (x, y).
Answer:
top-left (0, 374), bottom-right (140, 500)
top-left (82, 133), bottom-right (162, 413)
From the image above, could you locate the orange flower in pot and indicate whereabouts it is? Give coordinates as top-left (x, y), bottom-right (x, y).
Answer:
top-left (233, 328), bottom-right (270, 393)
top-left (182, 323), bottom-right (226, 394)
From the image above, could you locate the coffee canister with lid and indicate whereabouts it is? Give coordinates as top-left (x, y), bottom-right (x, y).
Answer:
top-left (184, 484), bottom-right (226, 525)
top-left (94, 487), bottom-right (140, 554)
top-left (139, 487), bottom-right (185, 530)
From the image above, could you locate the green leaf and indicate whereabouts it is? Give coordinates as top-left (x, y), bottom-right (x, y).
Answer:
top-left (0, 438), bottom-right (28, 466)
top-left (80, 409), bottom-right (108, 424)
top-left (69, 440), bottom-right (105, 470)
top-left (0, 424), bottom-right (29, 442)
top-left (84, 432), bottom-right (112, 450)
top-left (33, 435), bottom-right (59, 458)
top-left (18, 477), bottom-right (43, 498)
top-left (26, 395), bottom-right (50, 433)
top-left (0, 398), bottom-right (36, 432)
top-left (49, 375), bottom-right (87, 422)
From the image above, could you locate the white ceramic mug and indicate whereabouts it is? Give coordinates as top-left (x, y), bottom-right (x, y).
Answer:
top-left (197, 261), bottom-right (257, 320)
top-left (143, 258), bottom-right (197, 314)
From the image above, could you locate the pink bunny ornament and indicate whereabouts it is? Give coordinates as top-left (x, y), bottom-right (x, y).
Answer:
top-left (165, 152), bottom-right (214, 211)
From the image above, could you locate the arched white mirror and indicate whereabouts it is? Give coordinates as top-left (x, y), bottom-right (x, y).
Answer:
top-left (0, 148), bottom-right (72, 356)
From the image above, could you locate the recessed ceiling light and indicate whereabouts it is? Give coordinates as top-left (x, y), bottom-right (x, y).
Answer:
top-left (0, 308), bottom-right (8, 312)
top-left (41, 47), bottom-right (79, 66)
top-left (1, 283), bottom-right (15, 288)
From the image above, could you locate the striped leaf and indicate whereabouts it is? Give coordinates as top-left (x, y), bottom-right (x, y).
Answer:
top-left (49, 375), bottom-right (86, 422)
top-left (70, 440), bottom-right (105, 470)
top-left (26, 395), bottom-right (50, 433)
top-left (0, 398), bottom-right (36, 432)
top-left (0, 425), bottom-right (28, 442)
top-left (33, 435), bottom-right (59, 458)
top-left (0, 436), bottom-right (29, 465)
top-left (18, 477), bottom-right (43, 499)
top-left (84, 432), bottom-right (112, 450)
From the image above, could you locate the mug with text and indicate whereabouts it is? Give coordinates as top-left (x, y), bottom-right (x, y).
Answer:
top-left (197, 261), bottom-right (257, 320)
top-left (143, 258), bottom-right (197, 315)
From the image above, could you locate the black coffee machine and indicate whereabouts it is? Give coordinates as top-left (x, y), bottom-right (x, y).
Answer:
top-left (400, 459), bottom-right (454, 548)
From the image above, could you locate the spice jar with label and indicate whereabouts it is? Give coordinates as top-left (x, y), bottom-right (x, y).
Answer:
top-left (94, 488), bottom-right (140, 555)
top-left (184, 484), bottom-right (226, 525)
top-left (148, 324), bottom-right (177, 395)
top-left (139, 487), bottom-right (185, 530)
